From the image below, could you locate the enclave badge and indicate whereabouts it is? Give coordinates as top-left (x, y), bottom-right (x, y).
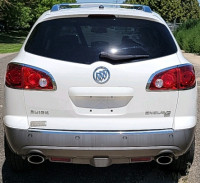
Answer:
top-left (93, 66), bottom-right (110, 84)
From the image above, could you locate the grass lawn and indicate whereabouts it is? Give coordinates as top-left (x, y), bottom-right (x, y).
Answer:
top-left (0, 30), bottom-right (28, 53)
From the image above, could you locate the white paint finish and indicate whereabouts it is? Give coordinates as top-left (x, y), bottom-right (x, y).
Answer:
top-left (68, 87), bottom-right (134, 96)
top-left (3, 6), bottom-right (197, 133)
top-left (27, 116), bottom-right (173, 131)
top-left (18, 53), bottom-right (181, 130)
top-left (173, 117), bottom-right (196, 130)
top-left (173, 86), bottom-right (197, 130)
top-left (69, 87), bottom-right (134, 109)
top-left (70, 96), bottom-right (133, 109)
top-left (3, 116), bottom-right (29, 129)
top-left (3, 87), bottom-right (28, 129)
top-left (42, 8), bottom-right (162, 24)
top-left (3, 87), bottom-right (27, 117)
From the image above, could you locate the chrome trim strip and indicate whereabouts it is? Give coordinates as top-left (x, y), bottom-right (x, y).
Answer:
top-left (28, 129), bottom-right (173, 135)
top-left (146, 63), bottom-right (195, 92)
top-left (23, 146), bottom-right (181, 151)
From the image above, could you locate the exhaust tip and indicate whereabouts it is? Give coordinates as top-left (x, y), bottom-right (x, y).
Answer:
top-left (27, 154), bottom-right (45, 164)
top-left (156, 154), bottom-right (174, 165)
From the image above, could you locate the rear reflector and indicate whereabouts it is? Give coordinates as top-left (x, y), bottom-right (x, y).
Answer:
top-left (147, 64), bottom-right (196, 91)
top-left (50, 157), bottom-right (72, 163)
top-left (131, 157), bottom-right (152, 163)
top-left (6, 63), bottom-right (56, 90)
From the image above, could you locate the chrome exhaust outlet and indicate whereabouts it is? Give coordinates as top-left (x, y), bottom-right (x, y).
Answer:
top-left (27, 154), bottom-right (45, 164)
top-left (155, 153), bottom-right (174, 165)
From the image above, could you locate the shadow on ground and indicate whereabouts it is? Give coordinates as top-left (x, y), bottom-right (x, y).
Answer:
top-left (0, 30), bottom-right (28, 44)
top-left (2, 160), bottom-right (182, 183)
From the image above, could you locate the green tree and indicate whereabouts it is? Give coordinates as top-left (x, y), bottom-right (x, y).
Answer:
top-left (124, 0), bottom-right (200, 22)
top-left (0, 0), bottom-right (9, 6)
top-left (1, 1), bottom-right (33, 28)
top-left (32, 0), bottom-right (76, 26)
top-left (181, 0), bottom-right (200, 21)
top-left (124, 0), bottom-right (150, 4)
top-left (0, 0), bottom-right (76, 29)
top-left (149, 0), bottom-right (183, 22)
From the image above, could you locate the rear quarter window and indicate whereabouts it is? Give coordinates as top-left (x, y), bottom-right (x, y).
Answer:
top-left (25, 17), bottom-right (177, 64)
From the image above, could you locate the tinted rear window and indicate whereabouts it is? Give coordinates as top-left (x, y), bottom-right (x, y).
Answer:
top-left (25, 17), bottom-right (177, 64)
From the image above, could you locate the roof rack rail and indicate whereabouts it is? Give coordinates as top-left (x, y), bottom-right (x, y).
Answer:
top-left (51, 3), bottom-right (152, 13)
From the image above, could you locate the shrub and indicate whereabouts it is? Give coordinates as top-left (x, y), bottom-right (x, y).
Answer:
top-left (174, 19), bottom-right (200, 54)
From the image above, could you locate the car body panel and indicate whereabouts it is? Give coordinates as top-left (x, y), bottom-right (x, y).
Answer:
top-left (6, 52), bottom-right (180, 131)
top-left (3, 4), bottom-right (197, 168)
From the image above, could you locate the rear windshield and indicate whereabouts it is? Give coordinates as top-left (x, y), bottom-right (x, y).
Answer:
top-left (25, 17), bottom-right (177, 64)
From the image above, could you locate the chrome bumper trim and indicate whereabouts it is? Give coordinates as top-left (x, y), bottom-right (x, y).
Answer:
top-left (28, 129), bottom-right (174, 135)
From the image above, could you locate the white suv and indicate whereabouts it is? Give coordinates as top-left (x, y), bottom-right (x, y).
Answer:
top-left (3, 3), bottom-right (197, 173)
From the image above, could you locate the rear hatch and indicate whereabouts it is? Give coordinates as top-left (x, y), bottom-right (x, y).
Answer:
top-left (22, 16), bottom-right (179, 131)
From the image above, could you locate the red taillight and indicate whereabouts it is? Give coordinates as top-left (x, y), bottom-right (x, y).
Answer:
top-left (6, 63), bottom-right (56, 90)
top-left (179, 66), bottom-right (196, 89)
top-left (148, 64), bottom-right (196, 91)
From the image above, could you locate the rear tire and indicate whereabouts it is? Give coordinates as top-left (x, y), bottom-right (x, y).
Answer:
top-left (162, 138), bottom-right (195, 175)
top-left (4, 136), bottom-right (31, 171)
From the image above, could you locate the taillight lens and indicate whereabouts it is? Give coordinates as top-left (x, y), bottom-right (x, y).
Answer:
top-left (179, 65), bottom-right (196, 89)
top-left (147, 64), bottom-right (196, 91)
top-left (6, 63), bottom-right (56, 90)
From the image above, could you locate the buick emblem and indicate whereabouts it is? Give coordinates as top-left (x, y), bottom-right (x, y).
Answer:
top-left (93, 66), bottom-right (110, 84)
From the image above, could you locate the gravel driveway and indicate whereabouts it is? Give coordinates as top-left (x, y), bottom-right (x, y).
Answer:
top-left (0, 52), bottom-right (199, 183)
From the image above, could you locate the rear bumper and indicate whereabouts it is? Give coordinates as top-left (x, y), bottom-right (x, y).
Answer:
top-left (5, 125), bottom-right (195, 161)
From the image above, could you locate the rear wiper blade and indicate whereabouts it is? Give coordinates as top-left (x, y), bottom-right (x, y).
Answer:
top-left (99, 52), bottom-right (149, 61)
